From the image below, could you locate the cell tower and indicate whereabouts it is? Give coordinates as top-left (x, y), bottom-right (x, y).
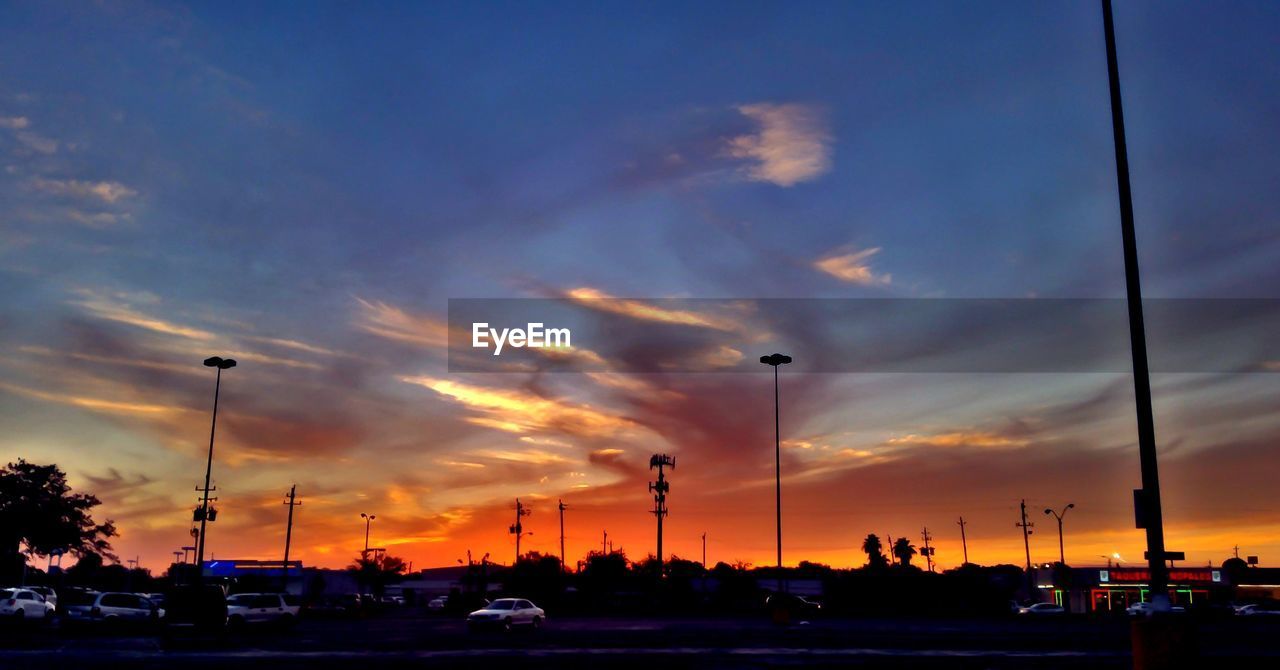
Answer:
top-left (649, 453), bottom-right (675, 572)
top-left (509, 498), bottom-right (531, 565)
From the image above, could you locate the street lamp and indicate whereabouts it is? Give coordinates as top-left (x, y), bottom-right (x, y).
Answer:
top-left (759, 352), bottom-right (792, 592)
top-left (361, 513), bottom-right (376, 556)
top-left (196, 355), bottom-right (236, 573)
top-left (1044, 503), bottom-right (1075, 565)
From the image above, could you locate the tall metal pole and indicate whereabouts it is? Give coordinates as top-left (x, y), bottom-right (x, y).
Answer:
top-left (196, 367), bottom-right (222, 572)
top-left (558, 499), bottom-right (567, 573)
top-left (1056, 516), bottom-right (1065, 564)
top-left (773, 363), bottom-right (781, 590)
top-left (958, 516), bottom-right (969, 565)
top-left (1100, 0), bottom-right (1169, 611)
top-left (702, 532), bottom-right (707, 570)
top-left (282, 485), bottom-right (301, 592)
top-left (759, 353), bottom-right (791, 593)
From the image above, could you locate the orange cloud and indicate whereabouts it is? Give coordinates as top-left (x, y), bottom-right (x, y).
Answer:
top-left (400, 376), bottom-right (633, 438)
top-left (813, 247), bottom-right (892, 286)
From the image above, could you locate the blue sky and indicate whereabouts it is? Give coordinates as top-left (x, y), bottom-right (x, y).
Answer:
top-left (1, 1), bottom-right (1278, 571)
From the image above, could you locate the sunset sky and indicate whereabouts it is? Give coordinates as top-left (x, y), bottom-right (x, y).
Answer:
top-left (1, 1), bottom-right (1278, 575)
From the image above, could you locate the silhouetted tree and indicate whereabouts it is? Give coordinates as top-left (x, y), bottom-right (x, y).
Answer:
top-left (1222, 557), bottom-right (1249, 585)
top-left (892, 537), bottom-right (917, 567)
top-left (348, 552), bottom-right (407, 596)
top-left (0, 460), bottom-right (117, 582)
top-left (862, 534), bottom-right (889, 568)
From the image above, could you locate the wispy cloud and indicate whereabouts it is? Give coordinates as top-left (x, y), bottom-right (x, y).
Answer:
top-left (28, 177), bottom-right (137, 203)
top-left (400, 376), bottom-right (633, 438)
top-left (727, 103), bottom-right (832, 187)
top-left (813, 246), bottom-right (892, 285)
top-left (354, 297), bottom-right (449, 348)
top-left (565, 287), bottom-right (741, 331)
top-left (0, 380), bottom-right (187, 417)
top-left (0, 116), bottom-right (30, 129)
top-left (886, 430), bottom-right (1029, 449)
top-left (70, 292), bottom-right (216, 340)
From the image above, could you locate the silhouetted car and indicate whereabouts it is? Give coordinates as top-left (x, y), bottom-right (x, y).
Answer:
top-left (162, 584), bottom-right (227, 635)
top-left (63, 592), bottom-right (162, 625)
top-left (766, 593), bottom-right (822, 620)
top-left (1018, 603), bottom-right (1065, 615)
top-left (1237, 603), bottom-right (1280, 617)
top-left (467, 598), bottom-right (545, 632)
top-left (1, 588), bottom-right (53, 620)
top-left (226, 593), bottom-right (300, 628)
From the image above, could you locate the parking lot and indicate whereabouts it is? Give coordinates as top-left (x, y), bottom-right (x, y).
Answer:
top-left (3, 609), bottom-right (1279, 668)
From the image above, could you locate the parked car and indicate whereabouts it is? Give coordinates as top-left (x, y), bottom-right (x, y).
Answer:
top-left (1236, 602), bottom-right (1280, 616)
top-left (57, 588), bottom-right (100, 616)
top-left (766, 593), bottom-right (823, 620)
top-left (226, 593), bottom-right (300, 628)
top-left (28, 586), bottom-right (57, 610)
top-left (427, 596), bottom-right (448, 611)
top-left (63, 591), bottom-right (162, 624)
top-left (1126, 601), bottom-right (1185, 616)
top-left (161, 584), bottom-right (227, 635)
top-left (467, 598), bottom-right (545, 632)
top-left (1018, 602), bottom-right (1065, 615)
top-left (1, 588), bottom-right (53, 620)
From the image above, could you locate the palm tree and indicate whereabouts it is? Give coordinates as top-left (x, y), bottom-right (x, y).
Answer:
top-left (861, 534), bottom-right (888, 568)
top-left (891, 537), bottom-right (917, 567)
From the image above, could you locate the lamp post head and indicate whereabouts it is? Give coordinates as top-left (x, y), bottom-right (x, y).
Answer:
top-left (759, 353), bottom-right (792, 367)
top-left (203, 356), bottom-right (237, 369)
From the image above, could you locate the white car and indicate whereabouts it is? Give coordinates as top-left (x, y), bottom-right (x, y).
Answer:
top-left (1017, 602), bottom-right (1065, 615)
top-left (1126, 601), bottom-right (1185, 616)
top-left (467, 598), bottom-right (545, 631)
top-left (62, 592), bottom-right (161, 623)
top-left (226, 593), bottom-right (300, 628)
top-left (1, 588), bottom-right (53, 620)
top-left (427, 596), bottom-right (448, 611)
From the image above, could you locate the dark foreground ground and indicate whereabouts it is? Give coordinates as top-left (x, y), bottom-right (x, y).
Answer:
top-left (2, 611), bottom-right (1278, 668)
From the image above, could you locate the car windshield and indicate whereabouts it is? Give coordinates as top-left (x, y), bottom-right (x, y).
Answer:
top-left (489, 599), bottom-right (516, 610)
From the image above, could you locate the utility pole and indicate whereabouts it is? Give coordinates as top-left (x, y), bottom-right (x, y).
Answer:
top-left (602, 530), bottom-right (607, 555)
top-left (1100, 0), bottom-right (1170, 612)
top-left (509, 498), bottom-right (530, 565)
top-left (1017, 499), bottom-right (1035, 598)
top-left (282, 485), bottom-right (301, 592)
top-left (921, 527), bottom-right (935, 573)
top-left (957, 516), bottom-right (969, 565)
top-left (702, 532), bottom-right (707, 570)
top-left (558, 499), bottom-right (567, 574)
top-left (649, 454), bottom-right (675, 573)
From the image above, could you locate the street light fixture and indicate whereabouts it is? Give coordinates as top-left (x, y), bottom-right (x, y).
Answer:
top-left (195, 355), bottom-right (236, 574)
top-left (360, 513), bottom-right (376, 556)
top-left (759, 352), bottom-right (792, 593)
top-left (1044, 503), bottom-right (1075, 565)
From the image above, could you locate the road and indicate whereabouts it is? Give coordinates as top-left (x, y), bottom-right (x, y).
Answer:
top-left (2, 611), bottom-right (1277, 668)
